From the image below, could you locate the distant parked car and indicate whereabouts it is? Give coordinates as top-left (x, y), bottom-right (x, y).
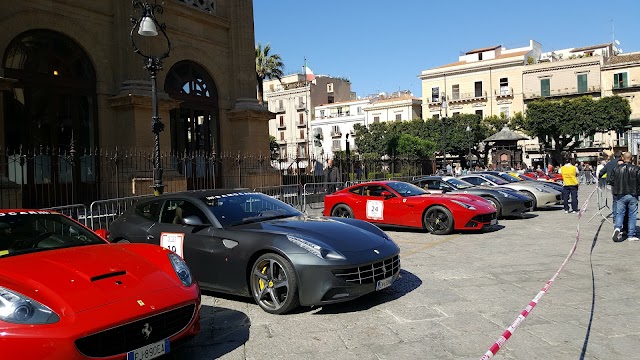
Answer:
top-left (324, 180), bottom-right (497, 235)
top-left (411, 176), bottom-right (533, 218)
top-left (460, 173), bottom-right (562, 209)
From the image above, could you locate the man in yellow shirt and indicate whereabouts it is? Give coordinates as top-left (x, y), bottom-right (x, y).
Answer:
top-left (561, 159), bottom-right (580, 213)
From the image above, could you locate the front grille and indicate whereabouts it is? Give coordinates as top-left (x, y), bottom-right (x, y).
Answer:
top-left (472, 212), bottom-right (496, 223)
top-left (75, 304), bottom-right (195, 357)
top-left (333, 255), bottom-right (400, 284)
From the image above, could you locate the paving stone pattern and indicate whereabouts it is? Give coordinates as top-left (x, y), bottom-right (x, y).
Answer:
top-left (165, 186), bottom-right (640, 359)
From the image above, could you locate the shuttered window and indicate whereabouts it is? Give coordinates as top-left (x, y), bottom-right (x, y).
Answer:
top-left (541, 78), bottom-right (550, 97)
top-left (577, 74), bottom-right (588, 93)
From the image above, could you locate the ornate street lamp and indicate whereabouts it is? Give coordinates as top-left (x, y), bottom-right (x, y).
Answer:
top-left (130, 0), bottom-right (171, 195)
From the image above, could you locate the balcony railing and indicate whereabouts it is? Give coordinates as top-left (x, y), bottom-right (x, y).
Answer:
top-left (277, 122), bottom-right (286, 130)
top-left (613, 138), bottom-right (628, 147)
top-left (495, 87), bottom-right (513, 98)
top-left (297, 120), bottom-right (307, 127)
top-left (447, 91), bottom-right (488, 103)
top-left (331, 130), bottom-right (342, 138)
top-left (274, 106), bottom-right (285, 113)
top-left (612, 83), bottom-right (640, 91)
top-left (524, 85), bottom-right (601, 99)
top-left (295, 102), bottom-right (306, 110)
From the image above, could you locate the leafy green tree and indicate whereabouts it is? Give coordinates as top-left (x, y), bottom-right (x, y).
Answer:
top-left (513, 96), bottom-right (631, 164)
top-left (269, 135), bottom-right (279, 160)
top-left (396, 134), bottom-right (436, 158)
top-left (255, 43), bottom-right (284, 105)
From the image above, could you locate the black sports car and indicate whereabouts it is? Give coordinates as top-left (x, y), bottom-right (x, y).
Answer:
top-left (411, 176), bottom-right (533, 218)
top-left (108, 190), bottom-right (400, 314)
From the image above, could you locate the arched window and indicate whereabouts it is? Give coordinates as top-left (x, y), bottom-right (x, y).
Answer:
top-left (165, 61), bottom-right (219, 155)
top-left (2, 30), bottom-right (97, 151)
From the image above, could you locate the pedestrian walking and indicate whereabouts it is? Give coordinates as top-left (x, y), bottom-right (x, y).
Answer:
top-left (608, 152), bottom-right (640, 242)
top-left (560, 158), bottom-right (579, 213)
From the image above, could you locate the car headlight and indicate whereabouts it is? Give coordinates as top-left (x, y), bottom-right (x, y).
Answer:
top-left (0, 287), bottom-right (59, 324)
top-left (450, 199), bottom-right (477, 211)
top-left (286, 235), bottom-right (345, 260)
top-left (168, 253), bottom-right (193, 286)
top-left (497, 190), bottom-right (517, 199)
top-left (534, 187), bottom-right (551, 193)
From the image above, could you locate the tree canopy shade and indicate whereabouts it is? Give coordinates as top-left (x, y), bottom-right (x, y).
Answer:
top-left (512, 96), bottom-right (631, 164)
top-left (255, 43), bottom-right (284, 104)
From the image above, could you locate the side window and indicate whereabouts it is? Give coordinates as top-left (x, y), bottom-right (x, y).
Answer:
top-left (363, 185), bottom-right (385, 197)
top-left (160, 200), bottom-right (207, 225)
top-left (135, 202), bottom-right (161, 221)
top-left (349, 186), bottom-right (363, 195)
top-left (464, 177), bottom-right (482, 186)
top-left (425, 180), bottom-right (441, 190)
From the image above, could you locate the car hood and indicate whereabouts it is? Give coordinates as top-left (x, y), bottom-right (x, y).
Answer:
top-left (0, 245), bottom-right (178, 315)
top-left (246, 216), bottom-right (388, 252)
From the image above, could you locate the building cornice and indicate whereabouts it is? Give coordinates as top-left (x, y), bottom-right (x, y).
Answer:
top-left (419, 60), bottom-right (524, 80)
top-left (522, 60), bottom-right (601, 75)
top-left (602, 61), bottom-right (640, 71)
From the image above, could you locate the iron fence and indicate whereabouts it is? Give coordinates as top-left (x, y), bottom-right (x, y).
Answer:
top-left (0, 146), bottom-right (434, 209)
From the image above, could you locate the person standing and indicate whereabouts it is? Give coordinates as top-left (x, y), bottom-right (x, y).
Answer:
top-left (323, 159), bottom-right (341, 193)
top-left (560, 158), bottom-right (580, 214)
top-left (599, 152), bottom-right (622, 220)
top-left (608, 152), bottom-right (640, 242)
top-left (596, 160), bottom-right (607, 188)
top-left (446, 162), bottom-right (453, 176)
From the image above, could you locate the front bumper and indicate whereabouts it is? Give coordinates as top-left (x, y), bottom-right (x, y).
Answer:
top-left (460, 211), bottom-right (498, 229)
top-left (500, 198), bottom-right (533, 216)
top-left (536, 191), bottom-right (562, 208)
top-left (291, 249), bottom-right (401, 307)
top-left (0, 285), bottom-right (200, 360)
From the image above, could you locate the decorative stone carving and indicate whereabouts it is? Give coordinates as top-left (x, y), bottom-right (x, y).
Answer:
top-left (176, 0), bottom-right (216, 14)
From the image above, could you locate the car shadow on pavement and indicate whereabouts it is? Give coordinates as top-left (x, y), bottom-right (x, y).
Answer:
top-left (310, 269), bottom-right (422, 315)
top-left (164, 305), bottom-right (250, 359)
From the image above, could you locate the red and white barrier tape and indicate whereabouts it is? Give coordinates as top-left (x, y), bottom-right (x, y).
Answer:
top-left (480, 187), bottom-right (599, 360)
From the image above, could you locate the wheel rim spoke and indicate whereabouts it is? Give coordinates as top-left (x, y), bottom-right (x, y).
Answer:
top-left (253, 268), bottom-right (268, 281)
top-left (269, 288), bottom-right (281, 308)
top-left (273, 278), bottom-right (288, 289)
top-left (258, 284), bottom-right (269, 299)
top-left (268, 260), bottom-right (276, 279)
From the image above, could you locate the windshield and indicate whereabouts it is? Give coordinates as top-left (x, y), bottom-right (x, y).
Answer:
top-left (201, 192), bottom-right (301, 227)
top-left (483, 174), bottom-right (509, 185)
top-left (445, 178), bottom-right (474, 189)
top-left (386, 181), bottom-right (429, 197)
top-left (498, 173), bottom-right (523, 183)
top-left (0, 212), bottom-right (105, 258)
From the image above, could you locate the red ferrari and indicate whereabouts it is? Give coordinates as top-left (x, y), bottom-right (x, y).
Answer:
top-left (0, 210), bottom-right (200, 360)
top-left (323, 181), bottom-right (498, 235)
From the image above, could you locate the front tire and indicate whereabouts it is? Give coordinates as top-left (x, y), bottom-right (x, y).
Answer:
top-left (331, 204), bottom-right (354, 218)
top-left (423, 206), bottom-right (454, 235)
top-left (250, 253), bottom-right (299, 314)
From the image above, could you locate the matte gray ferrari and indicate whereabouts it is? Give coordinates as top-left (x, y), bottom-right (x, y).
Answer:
top-left (108, 190), bottom-right (400, 314)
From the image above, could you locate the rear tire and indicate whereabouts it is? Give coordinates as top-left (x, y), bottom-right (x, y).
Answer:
top-left (423, 206), bottom-right (454, 235)
top-left (483, 197), bottom-right (502, 218)
top-left (331, 204), bottom-right (354, 218)
top-left (521, 191), bottom-right (537, 209)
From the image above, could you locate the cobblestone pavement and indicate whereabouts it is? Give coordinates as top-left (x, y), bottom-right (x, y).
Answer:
top-left (167, 185), bottom-right (640, 359)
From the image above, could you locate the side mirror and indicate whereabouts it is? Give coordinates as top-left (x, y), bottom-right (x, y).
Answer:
top-left (441, 186), bottom-right (451, 193)
top-left (182, 215), bottom-right (205, 226)
top-left (95, 228), bottom-right (109, 240)
top-left (380, 191), bottom-right (393, 199)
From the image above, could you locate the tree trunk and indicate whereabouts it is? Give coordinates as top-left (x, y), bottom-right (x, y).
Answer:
top-left (257, 75), bottom-right (264, 105)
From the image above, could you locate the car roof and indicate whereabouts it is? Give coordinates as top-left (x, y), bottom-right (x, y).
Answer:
top-left (140, 189), bottom-right (254, 201)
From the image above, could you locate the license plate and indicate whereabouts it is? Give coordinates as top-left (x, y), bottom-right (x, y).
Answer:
top-left (127, 339), bottom-right (170, 360)
top-left (376, 276), bottom-right (394, 291)
top-left (490, 219), bottom-right (498, 225)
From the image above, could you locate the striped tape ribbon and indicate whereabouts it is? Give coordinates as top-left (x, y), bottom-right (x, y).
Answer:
top-left (480, 186), bottom-right (599, 360)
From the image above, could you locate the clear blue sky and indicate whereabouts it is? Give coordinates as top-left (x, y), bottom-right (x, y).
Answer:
top-left (254, 0), bottom-right (640, 97)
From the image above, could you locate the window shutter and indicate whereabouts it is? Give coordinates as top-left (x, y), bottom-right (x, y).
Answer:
top-left (622, 73), bottom-right (628, 87)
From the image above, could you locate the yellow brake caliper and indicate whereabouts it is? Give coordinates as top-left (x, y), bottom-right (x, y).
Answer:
top-left (258, 265), bottom-right (268, 291)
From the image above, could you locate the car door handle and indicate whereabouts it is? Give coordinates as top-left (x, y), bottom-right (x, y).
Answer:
top-left (147, 234), bottom-right (154, 240)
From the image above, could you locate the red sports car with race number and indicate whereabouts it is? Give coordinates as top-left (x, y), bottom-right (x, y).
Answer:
top-left (0, 210), bottom-right (200, 360)
top-left (324, 181), bottom-right (498, 235)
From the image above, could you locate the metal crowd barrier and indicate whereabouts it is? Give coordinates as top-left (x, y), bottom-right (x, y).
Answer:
top-left (45, 204), bottom-right (89, 227)
top-left (253, 184), bottom-right (305, 209)
top-left (301, 182), bottom-right (346, 212)
top-left (88, 194), bottom-right (154, 230)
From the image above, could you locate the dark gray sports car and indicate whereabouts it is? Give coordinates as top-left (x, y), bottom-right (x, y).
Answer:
top-left (412, 176), bottom-right (534, 218)
top-left (108, 190), bottom-right (400, 314)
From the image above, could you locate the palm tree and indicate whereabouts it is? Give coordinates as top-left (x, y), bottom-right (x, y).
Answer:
top-left (256, 43), bottom-right (284, 105)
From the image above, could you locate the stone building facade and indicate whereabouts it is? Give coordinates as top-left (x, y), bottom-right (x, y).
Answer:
top-left (0, 0), bottom-right (272, 206)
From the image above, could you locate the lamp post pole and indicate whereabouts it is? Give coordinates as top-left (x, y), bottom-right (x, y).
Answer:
top-left (131, 0), bottom-right (171, 196)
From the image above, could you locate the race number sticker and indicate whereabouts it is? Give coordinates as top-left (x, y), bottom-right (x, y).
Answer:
top-left (160, 232), bottom-right (184, 258)
top-left (366, 200), bottom-right (384, 220)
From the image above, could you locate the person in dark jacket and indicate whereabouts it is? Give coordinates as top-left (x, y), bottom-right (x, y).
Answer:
top-left (608, 152), bottom-right (640, 242)
top-left (323, 159), bottom-right (341, 193)
top-left (599, 152), bottom-right (622, 223)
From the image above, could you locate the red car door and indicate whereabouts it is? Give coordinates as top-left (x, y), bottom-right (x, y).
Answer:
top-left (360, 184), bottom-right (391, 225)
